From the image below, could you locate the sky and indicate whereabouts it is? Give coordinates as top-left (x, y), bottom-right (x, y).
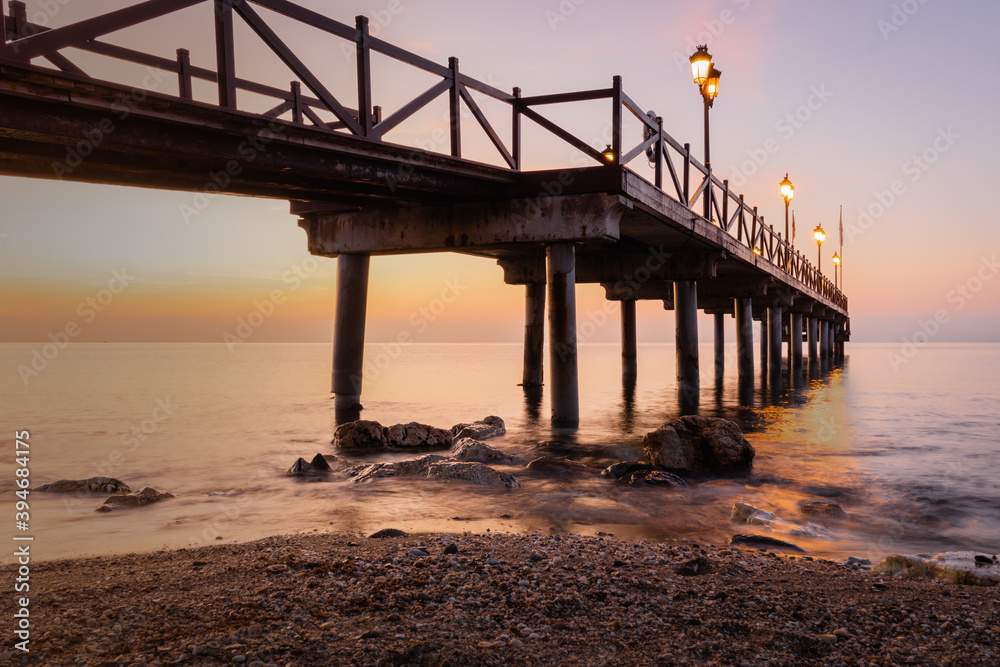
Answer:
top-left (2, 0), bottom-right (999, 346)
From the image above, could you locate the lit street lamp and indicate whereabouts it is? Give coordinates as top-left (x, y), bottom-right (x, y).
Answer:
top-left (779, 173), bottom-right (794, 244)
top-left (832, 252), bottom-right (841, 288)
top-left (813, 224), bottom-right (826, 273)
top-left (690, 46), bottom-right (721, 220)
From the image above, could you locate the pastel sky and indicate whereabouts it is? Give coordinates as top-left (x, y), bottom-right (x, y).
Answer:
top-left (2, 0), bottom-right (998, 344)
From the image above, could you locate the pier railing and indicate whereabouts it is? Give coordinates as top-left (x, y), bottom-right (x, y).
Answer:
top-left (1, 0), bottom-right (846, 310)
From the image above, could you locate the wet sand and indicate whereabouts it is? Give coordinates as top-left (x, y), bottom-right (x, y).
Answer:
top-left (4, 530), bottom-right (998, 666)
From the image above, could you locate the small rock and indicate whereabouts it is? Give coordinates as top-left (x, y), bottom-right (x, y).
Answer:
top-left (800, 501), bottom-right (846, 517)
top-left (528, 551), bottom-right (545, 561)
top-left (38, 477), bottom-right (131, 494)
top-left (600, 461), bottom-right (661, 480)
top-left (266, 564), bottom-right (288, 573)
top-left (369, 528), bottom-right (408, 539)
top-left (675, 556), bottom-right (714, 576)
top-left (486, 557), bottom-right (500, 565)
top-left (728, 534), bottom-right (805, 553)
top-left (333, 420), bottom-right (388, 449)
top-left (95, 487), bottom-right (174, 512)
top-left (833, 628), bottom-right (851, 638)
top-left (452, 416), bottom-right (506, 441)
top-left (409, 549), bottom-right (429, 557)
top-left (443, 543), bottom-right (458, 555)
top-left (450, 438), bottom-right (515, 463)
top-left (818, 634), bottom-right (837, 644)
top-left (625, 470), bottom-right (689, 488)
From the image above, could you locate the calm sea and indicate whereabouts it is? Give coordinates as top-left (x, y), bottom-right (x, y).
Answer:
top-left (2, 342), bottom-right (999, 564)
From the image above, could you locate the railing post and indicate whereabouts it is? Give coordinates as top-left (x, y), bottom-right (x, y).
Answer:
top-left (8, 1), bottom-right (27, 62)
top-left (291, 81), bottom-right (303, 124)
top-left (0, 2), bottom-right (8, 60)
top-left (683, 142), bottom-right (691, 204)
top-left (355, 16), bottom-right (372, 137)
top-left (722, 179), bottom-right (729, 231)
top-left (654, 116), bottom-right (663, 189)
top-left (705, 164), bottom-right (713, 221)
top-left (512, 87), bottom-right (521, 170)
top-left (751, 207), bottom-right (758, 251)
top-left (214, 0), bottom-right (237, 108)
top-left (611, 75), bottom-right (622, 165)
top-left (176, 48), bottom-right (193, 100)
top-left (737, 194), bottom-right (745, 242)
top-left (448, 56), bottom-right (461, 157)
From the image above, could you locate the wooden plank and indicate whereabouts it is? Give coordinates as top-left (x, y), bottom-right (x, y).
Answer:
top-left (215, 0), bottom-right (237, 108)
top-left (621, 133), bottom-right (657, 166)
top-left (663, 144), bottom-right (683, 202)
top-left (512, 87), bottom-right (521, 170)
top-left (248, 0), bottom-right (356, 40)
top-left (519, 105), bottom-right (604, 164)
top-left (371, 78), bottom-right (451, 139)
top-left (43, 52), bottom-right (86, 75)
top-left (457, 73), bottom-right (512, 102)
top-left (611, 75), bottom-right (621, 166)
top-left (459, 84), bottom-right (515, 169)
top-left (11, 0), bottom-right (204, 60)
top-left (263, 98), bottom-right (293, 118)
top-left (518, 88), bottom-right (611, 106)
top-left (234, 1), bottom-right (362, 135)
top-left (368, 35), bottom-right (450, 78)
top-left (177, 48), bottom-right (193, 99)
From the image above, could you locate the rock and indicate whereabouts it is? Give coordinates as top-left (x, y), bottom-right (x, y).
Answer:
top-left (450, 437), bottom-right (515, 463)
top-left (728, 534), bottom-right (805, 553)
top-left (525, 457), bottom-right (595, 477)
top-left (624, 470), bottom-right (690, 488)
top-left (95, 487), bottom-right (174, 512)
top-left (800, 501), bottom-right (846, 517)
top-left (731, 501), bottom-right (777, 525)
top-left (675, 556), bottom-right (714, 576)
top-left (333, 420), bottom-right (387, 449)
top-left (287, 453), bottom-right (333, 476)
top-left (833, 628), bottom-right (851, 638)
top-left (642, 416), bottom-right (754, 473)
top-left (344, 454), bottom-right (447, 482)
top-left (409, 549), bottom-right (429, 557)
top-left (443, 543), bottom-right (458, 555)
top-left (38, 477), bottom-right (131, 494)
top-left (874, 552), bottom-right (1000, 586)
top-left (426, 461), bottom-right (520, 488)
top-left (369, 528), bottom-right (408, 539)
top-left (385, 422), bottom-right (453, 449)
top-left (600, 461), bottom-right (660, 480)
top-left (528, 551), bottom-right (545, 561)
top-left (452, 415), bottom-right (506, 441)
top-left (845, 556), bottom-right (871, 567)
top-left (265, 564), bottom-right (288, 573)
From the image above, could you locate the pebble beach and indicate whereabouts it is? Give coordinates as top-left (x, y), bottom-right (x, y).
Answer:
top-left (4, 530), bottom-right (999, 666)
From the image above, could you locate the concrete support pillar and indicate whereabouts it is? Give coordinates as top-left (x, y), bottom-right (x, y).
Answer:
top-left (807, 316), bottom-right (819, 362)
top-left (547, 243), bottom-right (579, 426)
top-left (735, 298), bottom-right (754, 404)
top-left (521, 282), bottom-right (545, 387)
top-left (768, 306), bottom-right (783, 377)
top-left (759, 318), bottom-right (768, 370)
top-left (621, 298), bottom-right (637, 381)
top-left (713, 312), bottom-right (725, 379)
top-left (674, 280), bottom-right (700, 409)
top-left (790, 312), bottom-right (803, 367)
top-left (820, 320), bottom-right (831, 359)
top-left (332, 253), bottom-right (370, 410)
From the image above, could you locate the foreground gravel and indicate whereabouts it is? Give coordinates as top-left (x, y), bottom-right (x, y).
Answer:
top-left (3, 531), bottom-right (999, 666)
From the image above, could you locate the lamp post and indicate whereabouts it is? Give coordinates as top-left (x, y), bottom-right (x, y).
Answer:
top-left (690, 46), bottom-right (721, 220)
top-left (813, 225), bottom-right (826, 273)
top-left (779, 173), bottom-right (794, 244)
top-left (832, 252), bottom-right (841, 289)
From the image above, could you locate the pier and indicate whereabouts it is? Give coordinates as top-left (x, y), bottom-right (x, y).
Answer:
top-left (0, 0), bottom-right (849, 426)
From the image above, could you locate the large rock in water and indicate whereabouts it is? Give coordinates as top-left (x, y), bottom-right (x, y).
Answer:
top-left (38, 477), bottom-right (131, 494)
top-left (450, 438), bottom-right (515, 463)
top-left (333, 420), bottom-right (387, 449)
top-left (95, 487), bottom-right (174, 512)
top-left (451, 416), bottom-right (506, 441)
top-left (385, 422), bottom-right (453, 449)
top-left (287, 453), bottom-right (334, 476)
top-left (426, 461), bottom-right (520, 488)
top-left (344, 455), bottom-right (447, 482)
top-left (642, 416), bottom-right (754, 473)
